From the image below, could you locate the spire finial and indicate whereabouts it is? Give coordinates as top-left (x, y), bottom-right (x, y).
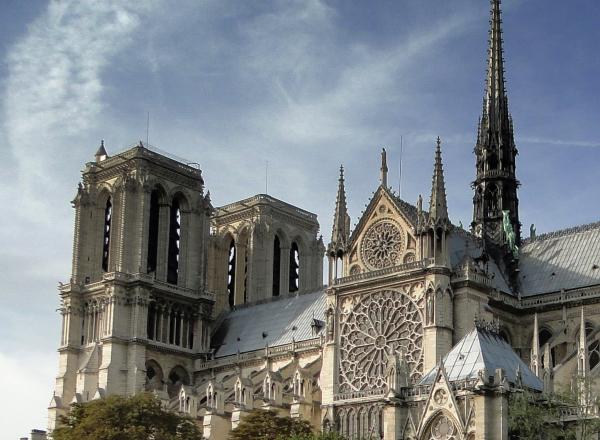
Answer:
top-left (329, 164), bottom-right (350, 255)
top-left (95, 139), bottom-right (108, 163)
top-left (429, 137), bottom-right (448, 222)
top-left (380, 148), bottom-right (388, 187)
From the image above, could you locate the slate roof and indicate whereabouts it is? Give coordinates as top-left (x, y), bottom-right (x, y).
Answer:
top-left (519, 222), bottom-right (600, 297)
top-left (211, 289), bottom-right (326, 358)
top-left (419, 326), bottom-right (543, 391)
top-left (448, 229), bottom-right (513, 294)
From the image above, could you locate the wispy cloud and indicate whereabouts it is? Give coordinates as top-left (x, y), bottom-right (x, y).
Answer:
top-left (521, 136), bottom-right (600, 148)
top-left (3, 1), bottom-right (155, 212)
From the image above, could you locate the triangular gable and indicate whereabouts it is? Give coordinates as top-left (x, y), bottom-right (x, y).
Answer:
top-left (349, 185), bottom-right (419, 246)
top-left (346, 185), bottom-right (420, 273)
top-left (417, 364), bottom-right (465, 438)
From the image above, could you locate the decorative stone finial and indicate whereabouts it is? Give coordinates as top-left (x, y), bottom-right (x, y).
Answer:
top-left (380, 148), bottom-right (388, 187)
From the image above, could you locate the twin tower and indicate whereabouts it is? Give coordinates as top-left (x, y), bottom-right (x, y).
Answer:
top-left (48, 142), bottom-right (324, 429)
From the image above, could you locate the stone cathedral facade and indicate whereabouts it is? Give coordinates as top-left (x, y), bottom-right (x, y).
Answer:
top-left (48, 1), bottom-right (600, 439)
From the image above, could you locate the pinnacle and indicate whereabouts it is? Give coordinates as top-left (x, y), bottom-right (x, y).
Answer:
top-left (429, 137), bottom-right (448, 222)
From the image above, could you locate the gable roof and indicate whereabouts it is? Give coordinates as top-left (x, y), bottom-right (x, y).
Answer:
top-left (419, 326), bottom-right (543, 391)
top-left (519, 222), bottom-right (600, 296)
top-left (211, 289), bottom-right (326, 358)
top-left (348, 185), bottom-right (421, 246)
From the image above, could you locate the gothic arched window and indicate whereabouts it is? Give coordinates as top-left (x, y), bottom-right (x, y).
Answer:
top-left (289, 242), bottom-right (299, 293)
top-left (484, 185), bottom-right (498, 217)
top-left (167, 198), bottom-right (181, 284)
top-left (227, 239), bottom-right (236, 307)
top-left (147, 190), bottom-right (160, 273)
top-left (102, 197), bottom-right (112, 272)
top-left (272, 235), bottom-right (281, 296)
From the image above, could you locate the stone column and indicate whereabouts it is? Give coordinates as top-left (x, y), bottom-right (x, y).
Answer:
top-left (279, 246), bottom-right (290, 296)
top-left (234, 242), bottom-right (247, 305)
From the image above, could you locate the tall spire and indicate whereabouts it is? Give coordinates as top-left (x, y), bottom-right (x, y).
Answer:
top-left (380, 148), bottom-right (388, 187)
top-left (330, 165), bottom-right (350, 252)
top-left (429, 137), bottom-right (448, 223)
top-left (483, 0), bottom-right (508, 130)
top-left (472, 0), bottom-right (521, 253)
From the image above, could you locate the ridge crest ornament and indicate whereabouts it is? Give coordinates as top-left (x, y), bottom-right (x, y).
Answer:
top-left (338, 290), bottom-right (423, 393)
top-left (360, 219), bottom-right (404, 270)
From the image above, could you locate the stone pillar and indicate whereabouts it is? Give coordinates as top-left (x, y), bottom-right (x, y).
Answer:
top-left (203, 412), bottom-right (231, 440)
top-left (156, 202), bottom-right (170, 281)
top-left (234, 242), bottom-right (247, 305)
top-left (382, 402), bottom-right (407, 440)
top-left (279, 246), bottom-right (290, 296)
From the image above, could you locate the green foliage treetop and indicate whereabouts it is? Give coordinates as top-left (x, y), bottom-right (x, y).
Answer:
top-left (52, 393), bottom-right (203, 440)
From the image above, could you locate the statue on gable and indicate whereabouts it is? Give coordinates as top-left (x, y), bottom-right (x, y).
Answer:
top-left (502, 210), bottom-right (519, 259)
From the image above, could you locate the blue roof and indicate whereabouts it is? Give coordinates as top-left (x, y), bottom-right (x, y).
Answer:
top-left (519, 222), bottom-right (600, 296)
top-left (211, 289), bottom-right (326, 358)
top-left (420, 326), bottom-right (543, 391)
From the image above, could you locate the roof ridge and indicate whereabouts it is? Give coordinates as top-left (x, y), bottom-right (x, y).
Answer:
top-left (230, 287), bottom-right (325, 311)
top-left (523, 220), bottom-right (600, 244)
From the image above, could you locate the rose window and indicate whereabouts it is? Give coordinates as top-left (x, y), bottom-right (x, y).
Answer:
top-left (429, 415), bottom-right (457, 440)
top-left (338, 290), bottom-right (423, 392)
top-left (360, 220), bottom-right (404, 270)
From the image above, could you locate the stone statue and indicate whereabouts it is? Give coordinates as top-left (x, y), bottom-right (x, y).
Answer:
top-left (502, 210), bottom-right (519, 259)
top-left (530, 223), bottom-right (536, 240)
top-left (426, 292), bottom-right (434, 325)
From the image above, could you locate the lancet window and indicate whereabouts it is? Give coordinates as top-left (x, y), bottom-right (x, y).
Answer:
top-left (147, 190), bottom-right (160, 273)
top-left (167, 198), bottom-right (181, 284)
top-left (289, 241), bottom-right (299, 293)
top-left (227, 239), bottom-right (236, 307)
top-left (101, 197), bottom-right (112, 272)
top-left (272, 235), bottom-right (281, 296)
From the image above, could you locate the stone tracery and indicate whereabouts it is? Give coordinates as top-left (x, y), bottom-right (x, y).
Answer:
top-left (360, 220), bottom-right (404, 270)
top-left (339, 289), bottom-right (424, 393)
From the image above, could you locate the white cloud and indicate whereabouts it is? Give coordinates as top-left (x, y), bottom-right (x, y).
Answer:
top-left (3, 1), bottom-right (156, 213)
top-left (0, 350), bottom-right (57, 439)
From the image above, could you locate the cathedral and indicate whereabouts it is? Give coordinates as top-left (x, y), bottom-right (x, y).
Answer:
top-left (48, 1), bottom-right (600, 439)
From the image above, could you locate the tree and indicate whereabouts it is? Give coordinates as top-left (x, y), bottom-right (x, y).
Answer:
top-left (280, 433), bottom-right (346, 440)
top-left (52, 393), bottom-right (203, 440)
top-left (229, 410), bottom-right (312, 440)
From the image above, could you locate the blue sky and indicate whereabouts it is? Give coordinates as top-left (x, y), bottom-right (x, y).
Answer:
top-left (0, 0), bottom-right (599, 437)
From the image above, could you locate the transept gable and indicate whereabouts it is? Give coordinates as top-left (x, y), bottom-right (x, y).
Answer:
top-left (417, 364), bottom-right (465, 439)
top-left (346, 185), bottom-right (419, 274)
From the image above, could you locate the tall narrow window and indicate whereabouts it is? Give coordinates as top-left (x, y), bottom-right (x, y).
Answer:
top-left (227, 239), bottom-right (236, 307)
top-left (147, 190), bottom-right (160, 273)
top-left (167, 199), bottom-right (181, 284)
top-left (289, 242), bottom-right (299, 293)
top-left (147, 302), bottom-right (156, 340)
top-left (272, 235), bottom-right (281, 296)
top-left (102, 197), bottom-right (112, 272)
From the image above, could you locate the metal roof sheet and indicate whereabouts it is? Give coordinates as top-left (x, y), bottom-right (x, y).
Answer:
top-left (212, 289), bottom-right (326, 358)
top-left (519, 222), bottom-right (600, 296)
top-left (448, 230), bottom-right (513, 294)
top-left (419, 326), bottom-right (543, 391)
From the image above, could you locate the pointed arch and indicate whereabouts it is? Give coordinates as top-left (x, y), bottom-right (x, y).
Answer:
top-left (146, 184), bottom-right (167, 274)
top-left (101, 196), bottom-right (113, 272)
top-left (167, 192), bottom-right (189, 285)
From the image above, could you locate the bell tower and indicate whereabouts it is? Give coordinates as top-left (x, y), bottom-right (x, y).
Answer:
top-left (471, 0), bottom-right (520, 250)
top-left (49, 142), bottom-right (214, 431)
